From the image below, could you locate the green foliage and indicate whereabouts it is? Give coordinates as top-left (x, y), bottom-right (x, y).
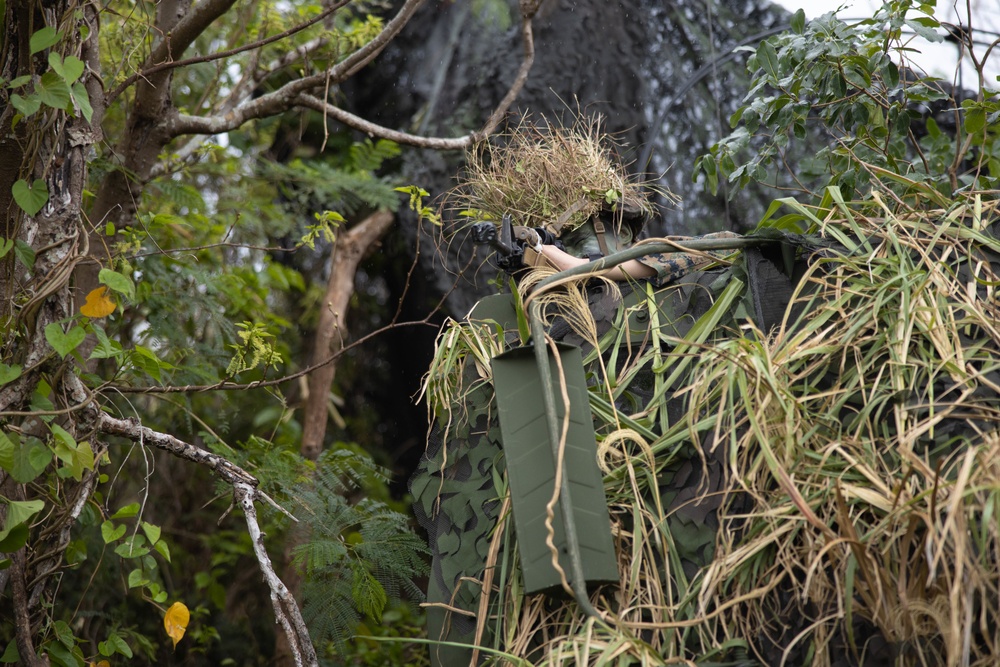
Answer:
top-left (5, 29), bottom-right (92, 128)
top-left (396, 185), bottom-right (441, 226)
top-left (696, 1), bottom-right (1000, 200)
top-left (226, 322), bottom-right (284, 376)
top-left (1, 0), bottom-right (427, 663)
top-left (288, 448), bottom-right (427, 654)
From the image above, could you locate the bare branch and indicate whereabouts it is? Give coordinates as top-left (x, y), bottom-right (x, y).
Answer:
top-left (149, 0), bottom-right (241, 70)
top-left (236, 482), bottom-right (319, 667)
top-left (11, 550), bottom-right (44, 667)
top-left (326, 0), bottom-right (427, 83)
top-left (99, 414), bottom-right (257, 487)
top-left (168, 0), bottom-right (537, 148)
top-left (165, 0), bottom-right (426, 137)
top-left (296, 94), bottom-right (479, 149)
top-left (481, 6), bottom-right (536, 137)
top-left (108, 319), bottom-right (439, 393)
top-left (301, 210), bottom-right (395, 459)
top-left (97, 414), bottom-right (316, 666)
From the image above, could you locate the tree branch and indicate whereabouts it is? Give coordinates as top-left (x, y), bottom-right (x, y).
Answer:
top-left (149, 0), bottom-right (241, 70)
top-left (168, 0), bottom-right (536, 147)
top-left (301, 210), bottom-right (395, 459)
top-left (11, 549), bottom-right (44, 667)
top-left (106, 0), bottom-right (351, 105)
top-left (99, 414), bottom-right (257, 487)
top-left (164, 0), bottom-right (426, 138)
top-left (296, 94), bottom-right (480, 149)
top-left (481, 4), bottom-right (536, 137)
top-left (236, 482), bottom-right (319, 667)
top-left (97, 414), bottom-right (317, 666)
top-left (325, 0), bottom-right (426, 82)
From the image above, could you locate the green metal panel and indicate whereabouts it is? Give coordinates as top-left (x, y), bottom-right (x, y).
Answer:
top-left (468, 292), bottom-right (519, 328)
top-left (491, 344), bottom-right (618, 593)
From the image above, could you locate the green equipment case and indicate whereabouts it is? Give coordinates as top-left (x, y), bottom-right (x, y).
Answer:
top-left (491, 343), bottom-right (619, 593)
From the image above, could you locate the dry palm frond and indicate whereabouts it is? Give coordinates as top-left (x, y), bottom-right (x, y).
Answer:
top-left (427, 138), bottom-right (1000, 664)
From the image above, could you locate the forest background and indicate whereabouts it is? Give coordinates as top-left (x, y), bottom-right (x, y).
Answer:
top-left (1, 0), bottom-right (998, 665)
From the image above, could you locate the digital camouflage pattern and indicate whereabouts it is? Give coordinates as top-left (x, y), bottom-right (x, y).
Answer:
top-left (636, 231), bottom-right (742, 286)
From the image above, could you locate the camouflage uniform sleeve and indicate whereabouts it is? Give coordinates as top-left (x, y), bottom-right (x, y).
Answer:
top-left (636, 231), bottom-right (742, 286)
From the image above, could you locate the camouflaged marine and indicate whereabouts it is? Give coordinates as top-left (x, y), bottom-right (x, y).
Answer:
top-left (412, 195), bottom-right (768, 666)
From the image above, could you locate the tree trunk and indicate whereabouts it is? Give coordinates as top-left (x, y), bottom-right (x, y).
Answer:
top-left (300, 209), bottom-right (395, 459)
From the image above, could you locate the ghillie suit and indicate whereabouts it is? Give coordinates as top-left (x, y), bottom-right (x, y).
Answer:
top-left (414, 122), bottom-right (1000, 666)
top-left (412, 119), bottom-right (770, 664)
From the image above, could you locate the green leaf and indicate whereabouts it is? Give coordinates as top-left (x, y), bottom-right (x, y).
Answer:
top-left (9, 435), bottom-right (52, 484)
top-left (0, 498), bottom-right (45, 549)
top-left (44, 640), bottom-right (82, 667)
top-left (52, 621), bottom-right (74, 649)
top-left (904, 18), bottom-right (943, 42)
top-left (12, 178), bottom-right (49, 216)
top-left (0, 639), bottom-right (19, 663)
top-left (70, 82), bottom-right (93, 122)
top-left (14, 239), bottom-right (35, 269)
top-left (883, 60), bottom-right (899, 88)
top-left (127, 568), bottom-right (149, 588)
top-left (36, 71), bottom-right (72, 109)
top-left (29, 27), bottom-right (61, 54)
top-left (965, 106), bottom-right (986, 134)
top-left (101, 520), bottom-right (126, 543)
top-left (790, 8), bottom-right (805, 34)
top-left (0, 237), bottom-right (12, 259)
top-left (50, 424), bottom-right (93, 481)
top-left (98, 268), bottom-right (135, 299)
top-left (141, 521), bottom-right (161, 545)
top-left (154, 539), bottom-right (171, 562)
top-left (109, 631), bottom-right (133, 658)
top-left (10, 93), bottom-right (41, 117)
top-left (88, 324), bottom-right (121, 360)
top-left (0, 432), bottom-right (14, 472)
top-left (142, 521), bottom-right (160, 544)
top-left (8, 75), bottom-right (32, 88)
top-left (0, 524), bottom-right (29, 553)
top-left (48, 53), bottom-right (84, 84)
top-left (111, 502), bottom-right (140, 519)
top-left (44, 323), bottom-right (86, 358)
top-left (0, 363), bottom-right (21, 386)
top-left (351, 565), bottom-right (387, 622)
top-left (756, 41), bottom-right (780, 81)
top-left (114, 535), bottom-right (150, 559)
top-left (49, 423), bottom-right (76, 450)
top-left (66, 539), bottom-right (88, 565)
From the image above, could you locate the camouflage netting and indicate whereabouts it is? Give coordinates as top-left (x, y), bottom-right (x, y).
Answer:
top-left (413, 188), bottom-right (1000, 666)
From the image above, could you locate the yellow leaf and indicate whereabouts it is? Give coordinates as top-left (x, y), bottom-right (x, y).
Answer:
top-left (163, 601), bottom-right (190, 649)
top-left (80, 286), bottom-right (116, 318)
top-left (88, 661), bottom-right (111, 667)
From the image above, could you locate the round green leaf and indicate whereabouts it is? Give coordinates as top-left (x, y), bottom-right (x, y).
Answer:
top-left (98, 268), bottom-right (135, 299)
top-left (11, 179), bottom-right (49, 216)
top-left (44, 323), bottom-right (86, 358)
top-left (36, 71), bottom-right (72, 110)
top-left (29, 27), bottom-right (61, 55)
top-left (0, 363), bottom-right (21, 387)
top-left (965, 107), bottom-right (986, 134)
top-left (10, 94), bottom-right (41, 118)
top-left (48, 53), bottom-right (84, 84)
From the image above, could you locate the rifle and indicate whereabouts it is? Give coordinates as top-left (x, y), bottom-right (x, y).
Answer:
top-left (471, 214), bottom-right (561, 273)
